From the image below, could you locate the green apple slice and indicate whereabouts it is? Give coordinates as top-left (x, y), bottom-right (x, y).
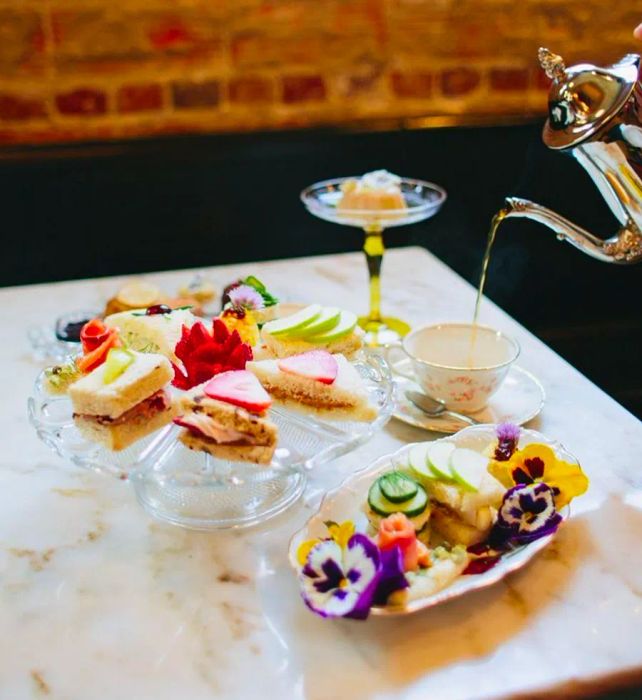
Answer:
top-left (427, 441), bottom-right (456, 481)
top-left (103, 348), bottom-right (134, 384)
top-left (448, 447), bottom-right (488, 493)
top-left (306, 310), bottom-right (357, 343)
top-left (262, 304), bottom-right (322, 337)
top-left (294, 307), bottom-right (342, 338)
top-left (408, 443), bottom-right (435, 483)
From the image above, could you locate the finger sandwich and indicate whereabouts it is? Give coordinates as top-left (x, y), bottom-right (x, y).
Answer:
top-left (69, 351), bottom-right (176, 451)
top-left (175, 370), bottom-right (278, 465)
top-left (104, 306), bottom-right (197, 363)
top-left (247, 350), bottom-right (377, 421)
top-left (259, 305), bottom-right (364, 360)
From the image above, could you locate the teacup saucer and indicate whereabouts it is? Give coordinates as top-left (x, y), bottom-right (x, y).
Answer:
top-left (391, 358), bottom-right (545, 434)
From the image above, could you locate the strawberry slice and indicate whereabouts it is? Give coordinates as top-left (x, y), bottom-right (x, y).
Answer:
top-left (278, 350), bottom-right (338, 385)
top-left (204, 370), bottom-right (272, 413)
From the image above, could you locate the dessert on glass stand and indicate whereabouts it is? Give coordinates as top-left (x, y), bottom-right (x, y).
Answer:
top-left (301, 170), bottom-right (446, 346)
top-left (28, 276), bottom-right (394, 530)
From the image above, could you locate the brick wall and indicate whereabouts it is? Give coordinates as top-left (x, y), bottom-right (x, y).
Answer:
top-left (0, 0), bottom-right (638, 146)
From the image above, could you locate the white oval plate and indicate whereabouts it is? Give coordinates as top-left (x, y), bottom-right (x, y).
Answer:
top-left (392, 359), bottom-right (545, 434)
top-left (289, 424), bottom-right (573, 616)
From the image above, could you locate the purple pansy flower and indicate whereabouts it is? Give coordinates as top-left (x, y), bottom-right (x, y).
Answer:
top-left (373, 546), bottom-right (409, 605)
top-left (488, 482), bottom-right (562, 548)
top-left (299, 535), bottom-right (408, 619)
top-left (227, 284), bottom-right (265, 311)
top-left (494, 422), bottom-right (521, 462)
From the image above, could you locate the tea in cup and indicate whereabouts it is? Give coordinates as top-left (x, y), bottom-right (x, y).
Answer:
top-left (385, 323), bottom-right (520, 412)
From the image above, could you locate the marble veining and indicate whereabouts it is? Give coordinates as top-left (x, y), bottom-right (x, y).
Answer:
top-left (1, 247), bottom-right (641, 700)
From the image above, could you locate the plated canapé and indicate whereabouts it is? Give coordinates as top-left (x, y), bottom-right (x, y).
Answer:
top-left (289, 423), bottom-right (588, 619)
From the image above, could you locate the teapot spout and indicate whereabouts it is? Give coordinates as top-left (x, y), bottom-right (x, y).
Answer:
top-left (503, 197), bottom-right (642, 264)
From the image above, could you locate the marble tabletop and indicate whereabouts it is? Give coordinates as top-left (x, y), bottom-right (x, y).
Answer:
top-left (2, 247), bottom-right (642, 700)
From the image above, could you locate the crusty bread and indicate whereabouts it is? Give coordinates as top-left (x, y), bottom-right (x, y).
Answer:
top-left (69, 352), bottom-right (173, 419)
top-left (179, 431), bottom-right (275, 465)
top-left (260, 326), bottom-right (364, 360)
top-left (246, 353), bottom-right (377, 421)
top-left (104, 308), bottom-right (196, 363)
top-left (74, 399), bottom-right (176, 451)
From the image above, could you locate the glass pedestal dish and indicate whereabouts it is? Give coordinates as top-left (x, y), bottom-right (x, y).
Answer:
top-left (301, 177), bottom-right (446, 346)
top-left (28, 354), bottom-right (394, 530)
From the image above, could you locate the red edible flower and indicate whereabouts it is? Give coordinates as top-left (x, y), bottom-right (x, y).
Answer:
top-left (172, 319), bottom-right (253, 390)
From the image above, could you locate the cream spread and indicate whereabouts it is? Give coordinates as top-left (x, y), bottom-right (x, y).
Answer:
top-left (178, 413), bottom-right (255, 444)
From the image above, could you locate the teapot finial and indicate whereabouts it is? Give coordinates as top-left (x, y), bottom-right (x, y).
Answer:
top-left (538, 47), bottom-right (566, 81)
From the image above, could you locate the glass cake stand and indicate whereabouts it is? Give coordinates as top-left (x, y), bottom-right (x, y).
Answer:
top-left (28, 353), bottom-right (394, 530)
top-left (301, 177), bottom-right (446, 346)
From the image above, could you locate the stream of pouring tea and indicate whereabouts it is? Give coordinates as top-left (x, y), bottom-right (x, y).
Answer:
top-left (468, 207), bottom-right (509, 364)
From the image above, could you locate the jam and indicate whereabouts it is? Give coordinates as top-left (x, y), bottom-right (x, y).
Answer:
top-left (55, 313), bottom-right (94, 343)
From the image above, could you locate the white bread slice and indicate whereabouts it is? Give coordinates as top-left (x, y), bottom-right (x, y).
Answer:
top-left (246, 353), bottom-right (377, 421)
top-left (260, 326), bottom-right (364, 360)
top-left (104, 308), bottom-right (196, 363)
top-left (69, 352), bottom-right (173, 419)
top-left (427, 473), bottom-right (504, 526)
top-left (430, 505), bottom-right (490, 547)
top-left (74, 396), bottom-right (177, 451)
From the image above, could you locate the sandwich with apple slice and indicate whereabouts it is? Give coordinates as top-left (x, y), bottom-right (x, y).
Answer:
top-left (407, 441), bottom-right (505, 546)
top-left (68, 349), bottom-right (176, 451)
top-left (175, 370), bottom-right (278, 465)
top-left (246, 349), bottom-right (377, 421)
top-left (259, 304), bottom-right (364, 359)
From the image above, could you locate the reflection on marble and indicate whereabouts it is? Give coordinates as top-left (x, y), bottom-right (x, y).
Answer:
top-left (1, 248), bottom-right (642, 699)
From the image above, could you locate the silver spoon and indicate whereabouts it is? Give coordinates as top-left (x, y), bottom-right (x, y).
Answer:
top-left (405, 390), bottom-right (480, 426)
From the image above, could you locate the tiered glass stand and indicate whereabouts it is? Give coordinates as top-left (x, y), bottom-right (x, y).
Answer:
top-left (29, 354), bottom-right (393, 530)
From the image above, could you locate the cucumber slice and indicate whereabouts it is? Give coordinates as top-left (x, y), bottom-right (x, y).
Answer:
top-left (408, 444), bottom-right (435, 482)
top-left (368, 479), bottom-right (428, 518)
top-left (378, 471), bottom-right (418, 503)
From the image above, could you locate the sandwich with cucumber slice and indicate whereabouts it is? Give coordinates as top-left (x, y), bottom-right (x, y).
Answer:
top-left (407, 441), bottom-right (505, 546)
top-left (366, 471), bottom-right (431, 532)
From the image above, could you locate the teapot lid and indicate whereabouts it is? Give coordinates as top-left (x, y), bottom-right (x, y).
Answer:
top-left (540, 48), bottom-right (640, 150)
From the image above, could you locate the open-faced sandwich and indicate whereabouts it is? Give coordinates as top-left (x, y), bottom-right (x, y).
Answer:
top-left (247, 349), bottom-right (376, 421)
top-left (259, 304), bottom-right (363, 359)
top-left (293, 424), bottom-right (590, 619)
top-left (68, 349), bottom-right (176, 451)
top-left (175, 370), bottom-right (278, 465)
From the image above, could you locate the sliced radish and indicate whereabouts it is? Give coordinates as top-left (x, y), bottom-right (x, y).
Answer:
top-left (278, 350), bottom-right (338, 384)
top-left (204, 370), bottom-right (272, 413)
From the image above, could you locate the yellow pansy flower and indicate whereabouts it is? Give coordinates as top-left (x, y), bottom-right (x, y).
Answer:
top-left (326, 520), bottom-right (355, 549)
top-left (296, 520), bottom-right (356, 567)
top-left (490, 443), bottom-right (588, 509)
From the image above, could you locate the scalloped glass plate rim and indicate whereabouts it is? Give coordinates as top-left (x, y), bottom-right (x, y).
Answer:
top-left (27, 352), bottom-right (395, 478)
top-left (288, 424), bottom-right (574, 617)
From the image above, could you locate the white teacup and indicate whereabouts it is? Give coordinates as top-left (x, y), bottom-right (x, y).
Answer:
top-left (385, 323), bottom-right (520, 413)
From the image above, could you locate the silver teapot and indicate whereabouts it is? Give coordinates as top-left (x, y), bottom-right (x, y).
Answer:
top-left (504, 48), bottom-right (642, 263)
